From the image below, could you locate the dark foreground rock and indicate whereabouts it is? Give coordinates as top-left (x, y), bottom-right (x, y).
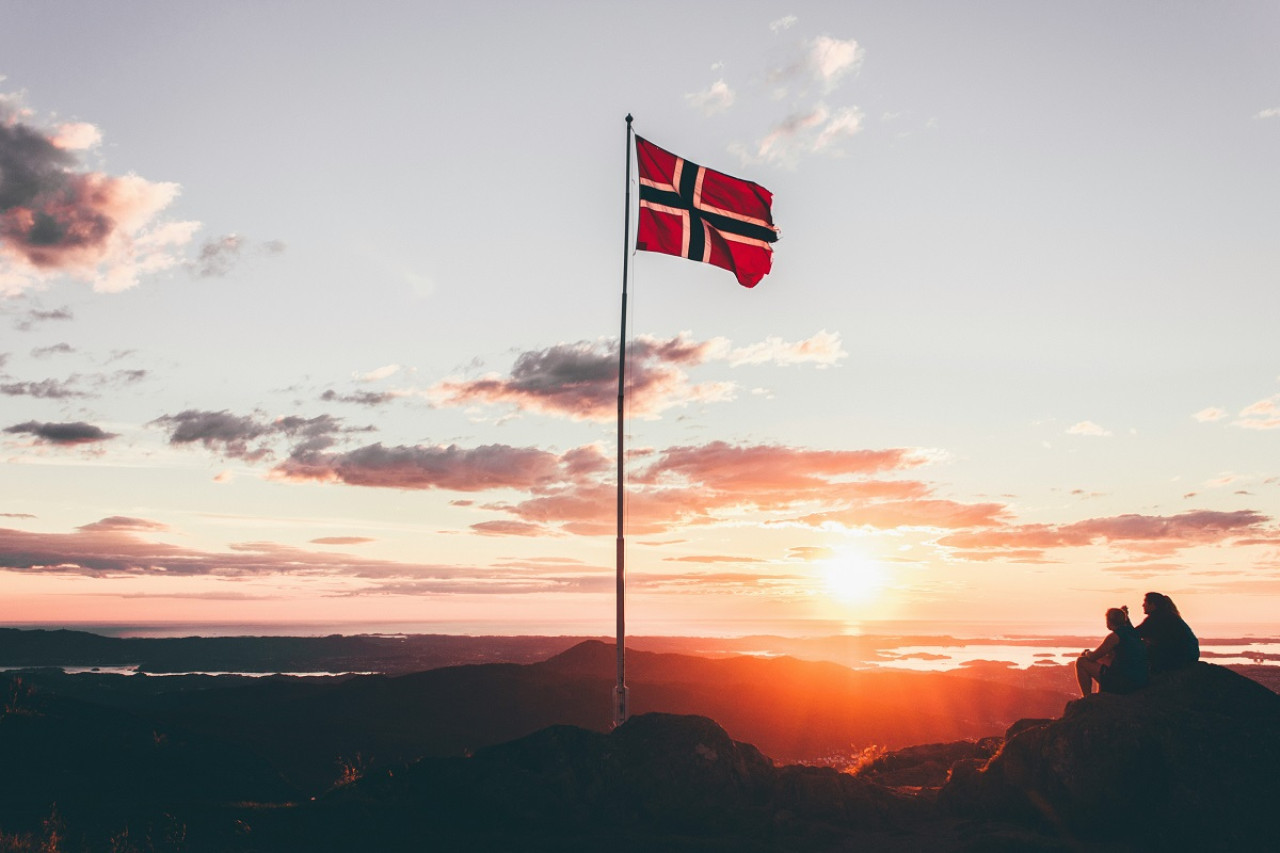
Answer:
top-left (939, 663), bottom-right (1280, 850)
top-left (261, 712), bottom-right (930, 852)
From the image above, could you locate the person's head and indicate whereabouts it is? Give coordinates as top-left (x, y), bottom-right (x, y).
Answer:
top-left (1143, 592), bottom-right (1179, 617)
top-left (1106, 606), bottom-right (1132, 631)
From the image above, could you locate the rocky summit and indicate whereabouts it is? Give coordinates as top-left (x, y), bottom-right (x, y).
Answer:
top-left (940, 662), bottom-right (1280, 850)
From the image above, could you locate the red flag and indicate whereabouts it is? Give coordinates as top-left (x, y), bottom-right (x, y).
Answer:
top-left (634, 136), bottom-right (779, 288)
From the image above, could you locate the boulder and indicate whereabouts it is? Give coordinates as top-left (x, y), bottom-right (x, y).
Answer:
top-left (938, 663), bottom-right (1280, 849)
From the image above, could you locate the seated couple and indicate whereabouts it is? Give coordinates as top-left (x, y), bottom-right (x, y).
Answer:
top-left (1075, 592), bottom-right (1200, 697)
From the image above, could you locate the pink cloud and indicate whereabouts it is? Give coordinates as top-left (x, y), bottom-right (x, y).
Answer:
top-left (0, 99), bottom-right (199, 294)
top-left (485, 441), bottom-right (982, 537)
top-left (0, 518), bottom-right (581, 588)
top-left (938, 509), bottom-right (1273, 558)
top-left (796, 499), bottom-right (1010, 530)
top-left (470, 520), bottom-right (551, 537)
top-left (1235, 395), bottom-right (1280, 430)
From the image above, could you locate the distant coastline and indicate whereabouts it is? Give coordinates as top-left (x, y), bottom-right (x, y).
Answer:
top-left (5, 617), bottom-right (1278, 640)
top-left (2, 623), bottom-right (1277, 676)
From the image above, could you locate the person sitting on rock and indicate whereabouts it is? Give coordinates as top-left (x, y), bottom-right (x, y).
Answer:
top-left (1135, 591), bottom-right (1199, 674)
top-left (1075, 606), bottom-right (1149, 697)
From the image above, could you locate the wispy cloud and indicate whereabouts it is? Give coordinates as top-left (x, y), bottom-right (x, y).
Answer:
top-left (720, 329), bottom-right (846, 366)
top-left (1235, 395), bottom-right (1280, 430)
top-left (1067, 421), bottom-right (1112, 437)
top-left (187, 234), bottom-right (285, 278)
top-left (320, 389), bottom-right (399, 407)
top-left (1193, 407), bottom-right (1228, 423)
top-left (12, 306), bottom-right (72, 331)
top-left (1254, 107), bottom-right (1280, 120)
top-left (0, 517), bottom-right (467, 580)
top-left (0, 378), bottom-right (90, 399)
top-left (151, 410), bottom-right (362, 462)
top-left (808, 35), bottom-right (863, 91)
top-left (721, 29), bottom-right (866, 167)
top-left (30, 342), bottom-right (74, 358)
top-left (939, 509), bottom-right (1273, 560)
top-left (686, 79), bottom-right (735, 115)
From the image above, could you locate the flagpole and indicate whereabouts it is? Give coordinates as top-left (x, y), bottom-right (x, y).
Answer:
top-left (614, 114), bottom-right (633, 728)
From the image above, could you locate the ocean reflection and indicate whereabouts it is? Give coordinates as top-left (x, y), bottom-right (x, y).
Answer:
top-left (872, 641), bottom-right (1280, 672)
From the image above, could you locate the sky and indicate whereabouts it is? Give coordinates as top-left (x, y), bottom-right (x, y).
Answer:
top-left (1, 1), bottom-right (1278, 638)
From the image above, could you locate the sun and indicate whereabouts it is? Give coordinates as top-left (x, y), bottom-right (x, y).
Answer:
top-left (820, 549), bottom-right (887, 606)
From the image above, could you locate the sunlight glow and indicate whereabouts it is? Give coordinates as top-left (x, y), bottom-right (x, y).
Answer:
top-left (820, 549), bottom-right (887, 606)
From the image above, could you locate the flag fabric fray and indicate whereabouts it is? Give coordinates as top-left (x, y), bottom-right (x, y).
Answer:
top-left (635, 136), bottom-right (778, 288)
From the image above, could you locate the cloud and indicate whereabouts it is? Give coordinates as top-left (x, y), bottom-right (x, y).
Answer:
top-left (770, 16), bottom-right (798, 32)
top-left (188, 234), bottom-right (285, 278)
top-left (78, 516), bottom-right (168, 532)
top-left (0, 378), bottom-right (89, 399)
top-left (310, 536), bottom-right (374, 545)
top-left (1193, 407), bottom-right (1228, 423)
top-left (471, 520), bottom-right (551, 537)
top-left (4, 420), bottom-right (118, 445)
top-left (722, 329), bottom-right (846, 366)
top-left (1067, 421), bottom-right (1112, 437)
top-left (938, 509), bottom-right (1273, 559)
top-left (431, 332), bottom-right (844, 422)
top-left (0, 96), bottom-right (199, 294)
top-left (12, 305), bottom-right (72, 331)
top-left (812, 106), bottom-right (863, 151)
top-left (152, 409), bottom-right (360, 462)
top-left (741, 103), bottom-right (865, 166)
top-left (0, 517), bottom-right (477, 580)
top-left (358, 364), bottom-right (401, 382)
top-left (49, 122), bottom-right (102, 150)
top-left (1254, 107), bottom-right (1280, 120)
top-left (273, 442), bottom-right (578, 492)
top-left (686, 79), bottom-right (736, 115)
top-left (430, 334), bottom-right (729, 422)
top-left (808, 35), bottom-right (863, 90)
top-left (728, 29), bottom-right (866, 167)
top-left (1235, 395), bottom-right (1280, 430)
top-left (795, 499), bottom-right (1010, 530)
top-left (320, 389), bottom-right (398, 406)
top-left (153, 409), bottom-right (277, 461)
top-left (487, 441), bottom-right (955, 536)
top-left (31, 342), bottom-right (74, 358)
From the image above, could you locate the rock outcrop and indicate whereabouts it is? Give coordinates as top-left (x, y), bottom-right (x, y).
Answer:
top-left (939, 662), bottom-right (1280, 849)
top-left (286, 712), bottom-right (923, 851)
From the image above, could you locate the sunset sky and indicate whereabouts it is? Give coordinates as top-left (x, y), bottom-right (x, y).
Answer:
top-left (2, 2), bottom-right (1278, 637)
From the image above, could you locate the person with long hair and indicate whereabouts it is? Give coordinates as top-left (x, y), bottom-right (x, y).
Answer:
top-left (1076, 605), bottom-right (1149, 696)
top-left (1135, 591), bottom-right (1199, 674)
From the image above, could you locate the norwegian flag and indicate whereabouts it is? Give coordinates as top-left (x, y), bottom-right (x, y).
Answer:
top-left (635, 136), bottom-right (779, 288)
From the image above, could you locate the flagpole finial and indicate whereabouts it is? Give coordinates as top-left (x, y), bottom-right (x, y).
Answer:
top-left (626, 113), bottom-right (632, 124)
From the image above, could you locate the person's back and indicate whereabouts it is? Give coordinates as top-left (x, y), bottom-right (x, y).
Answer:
top-left (1138, 610), bottom-right (1199, 673)
top-left (1136, 592), bottom-right (1199, 674)
top-left (1106, 623), bottom-right (1149, 694)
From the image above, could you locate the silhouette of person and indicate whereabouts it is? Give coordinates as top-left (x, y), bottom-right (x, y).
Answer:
top-left (1075, 606), bottom-right (1149, 697)
top-left (1135, 591), bottom-right (1199, 674)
